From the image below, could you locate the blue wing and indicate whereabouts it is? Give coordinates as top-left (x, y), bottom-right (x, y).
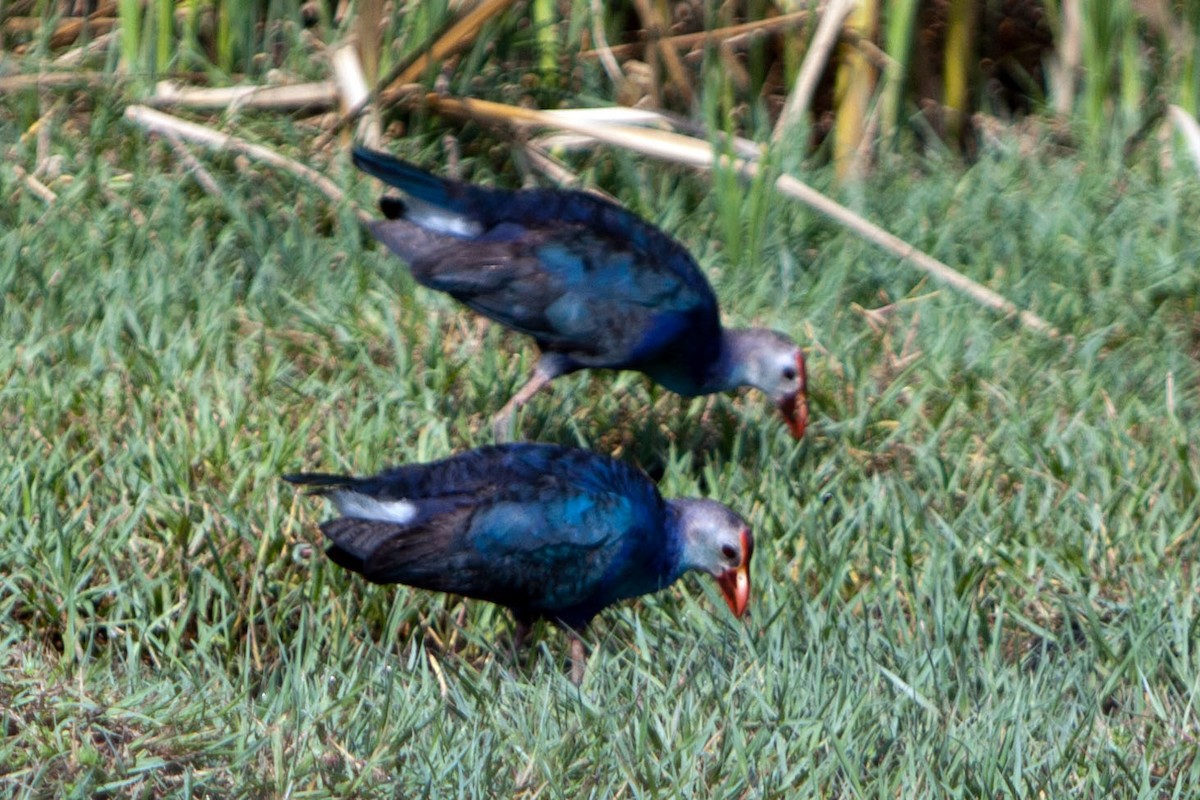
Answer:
top-left (354, 146), bottom-right (722, 378)
top-left (290, 444), bottom-right (674, 627)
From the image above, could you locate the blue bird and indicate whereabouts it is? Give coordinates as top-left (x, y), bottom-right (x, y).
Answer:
top-left (286, 443), bottom-right (752, 685)
top-left (352, 145), bottom-right (808, 441)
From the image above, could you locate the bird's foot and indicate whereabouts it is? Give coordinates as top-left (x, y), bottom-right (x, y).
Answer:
top-left (492, 361), bottom-right (560, 442)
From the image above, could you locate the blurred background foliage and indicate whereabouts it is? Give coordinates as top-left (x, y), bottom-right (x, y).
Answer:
top-left (3, 0), bottom-right (1200, 159)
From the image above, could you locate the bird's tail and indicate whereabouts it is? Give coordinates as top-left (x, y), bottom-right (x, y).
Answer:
top-left (353, 145), bottom-right (485, 237)
top-left (287, 475), bottom-right (411, 583)
top-left (352, 145), bottom-right (460, 210)
top-left (282, 472), bottom-right (355, 493)
top-left (319, 517), bottom-right (401, 578)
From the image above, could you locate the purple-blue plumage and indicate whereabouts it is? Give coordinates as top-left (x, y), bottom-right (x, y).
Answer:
top-left (285, 443), bottom-right (753, 684)
top-left (351, 145), bottom-right (809, 440)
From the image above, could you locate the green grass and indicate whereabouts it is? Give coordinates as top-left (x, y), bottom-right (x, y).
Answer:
top-left (4, 76), bottom-right (1200, 799)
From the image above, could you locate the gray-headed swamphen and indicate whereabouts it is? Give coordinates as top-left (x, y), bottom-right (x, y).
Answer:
top-left (286, 443), bottom-right (752, 685)
top-left (351, 145), bottom-right (808, 441)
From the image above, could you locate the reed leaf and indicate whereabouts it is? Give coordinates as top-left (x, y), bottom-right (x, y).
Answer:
top-left (879, 0), bottom-right (918, 142)
top-left (117, 0), bottom-right (142, 74)
top-left (942, 0), bottom-right (973, 141)
top-left (833, 0), bottom-right (877, 180)
top-left (155, 0), bottom-right (173, 76)
top-left (532, 0), bottom-right (558, 85)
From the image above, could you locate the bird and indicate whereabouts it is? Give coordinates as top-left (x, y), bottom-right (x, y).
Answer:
top-left (285, 443), bottom-right (753, 685)
top-left (351, 145), bottom-right (808, 441)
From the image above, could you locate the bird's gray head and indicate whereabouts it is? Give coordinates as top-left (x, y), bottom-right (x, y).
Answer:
top-left (669, 498), bottom-right (753, 617)
top-left (725, 328), bottom-right (808, 439)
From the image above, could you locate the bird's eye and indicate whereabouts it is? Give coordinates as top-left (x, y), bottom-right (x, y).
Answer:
top-left (782, 367), bottom-right (797, 381)
top-left (720, 544), bottom-right (738, 562)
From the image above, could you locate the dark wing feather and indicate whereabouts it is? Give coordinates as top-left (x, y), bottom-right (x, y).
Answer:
top-left (319, 508), bottom-right (477, 587)
top-left (295, 444), bottom-right (671, 626)
top-left (354, 146), bottom-right (722, 374)
top-left (489, 187), bottom-right (718, 321)
top-left (369, 216), bottom-right (717, 370)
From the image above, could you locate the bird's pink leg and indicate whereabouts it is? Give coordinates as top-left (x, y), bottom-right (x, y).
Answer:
top-left (491, 359), bottom-right (562, 441)
top-left (568, 634), bottom-right (588, 686)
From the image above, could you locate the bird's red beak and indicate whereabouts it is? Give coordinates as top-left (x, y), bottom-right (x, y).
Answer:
top-left (778, 351), bottom-right (808, 440)
top-left (715, 528), bottom-right (752, 618)
top-left (716, 563), bottom-right (750, 617)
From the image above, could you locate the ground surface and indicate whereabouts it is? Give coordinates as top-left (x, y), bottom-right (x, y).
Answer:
top-left (3, 84), bottom-right (1200, 797)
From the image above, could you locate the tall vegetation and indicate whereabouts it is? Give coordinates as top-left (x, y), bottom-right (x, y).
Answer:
top-left (5, 2), bottom-right (1200, 152)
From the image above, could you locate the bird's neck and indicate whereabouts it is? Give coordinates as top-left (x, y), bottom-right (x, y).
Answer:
top-left (642, 328), bottom-right (755, 397)
top-left (661, 503), bottom-right (698, 582)
top-left (699, 328), bottom-right (756, 394)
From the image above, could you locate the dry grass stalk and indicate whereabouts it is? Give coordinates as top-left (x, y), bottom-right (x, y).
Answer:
top-left (356, 0), bottom-right (385, 86)
top-left (773, 0), bottom-right (859, 144)
top-left (629, 0), bottom-right (694, 106)
top-left (1168, 105), bottom-right (1200, 176)
top-left (162, 132), bottom-right (223, 199)
top-left (421, 93), bottom-right (1060, 338)
top-left (17, 102), bottom-right (54, 151)
top-left (330, 44), bottom-right (380, 148)
top-left (772, 174), bottom-right (1058, 337)
top-left (588, 0), bottom-right (624, 84)
top-left (123, 105), bottom-right (371, 224)
top-left (4, 15), bottom-right (116, 49)
top-left (316, 0), bottom-right (516, 149)
top-left (53, 30), bottom-right (117, 66)
top-left (1051, 0), bottom-right (1083, 116)
top-left (520, 142), bottom-right (584, 188)
top-left (839, 26), bottom-right (895, 72)
top-left (428, 94), bottom-right (717, 162)
top-left (579, 10), bottom-right (811, 60)
top-left (12, 165), bottom-right (57, 204)
top-left (382, 0), bottom-right (519, 92)
top-left (147, 81), bottom-right (338, 112)
top-left (717, 40), bottom-right (752, 92)
top-left (0, 72), bottom-right (107, 92)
